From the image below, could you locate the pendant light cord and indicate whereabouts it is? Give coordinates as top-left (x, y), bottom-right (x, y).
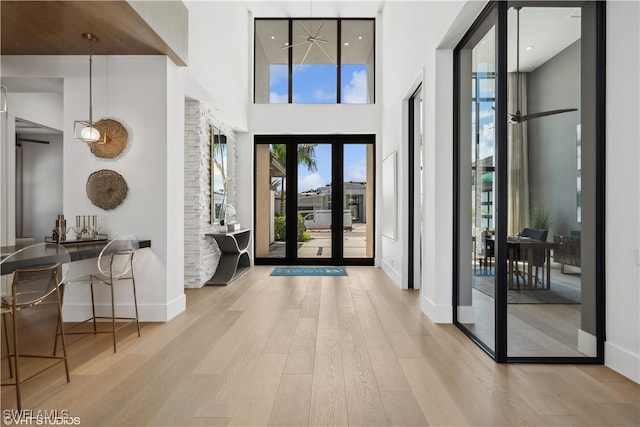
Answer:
top-left (88, 37), bottom-right (94, 128)
top-left (515, 7), bottom-right (521, 114)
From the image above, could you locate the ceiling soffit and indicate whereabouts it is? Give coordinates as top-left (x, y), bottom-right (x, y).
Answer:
top-left (1, 1), bottom-right (187, 66)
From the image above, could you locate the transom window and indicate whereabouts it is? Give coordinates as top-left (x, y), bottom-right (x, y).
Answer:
top-left (254, 18), bottom-right (375, 104)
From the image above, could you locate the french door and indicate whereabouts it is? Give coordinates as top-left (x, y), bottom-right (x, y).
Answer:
top-left (254, 134), bottom-right (375, 265)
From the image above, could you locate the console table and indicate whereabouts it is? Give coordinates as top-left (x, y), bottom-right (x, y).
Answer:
top-left (205, 229), bottom-right (251, 286)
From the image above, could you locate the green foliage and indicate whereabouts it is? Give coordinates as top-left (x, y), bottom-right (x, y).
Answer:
top-left (530, 206), bottom-right (551, 230)
top-left (270, 143), bottom-right (319, 173)
top-left (297, 214), bottom-right (306, 242)
top-left (274, 215), bottom-right (286, 241)
top-left (273, 213), bottom-right (308, 242)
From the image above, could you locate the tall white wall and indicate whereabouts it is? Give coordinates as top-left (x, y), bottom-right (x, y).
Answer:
top-left (605, 0), bottom-right (640, 383)
top-left (379, 1), bottom-right (466, 320)
top-left (0, 55), bottom-right (186, 322)
top-left (184, 0), bottom-right (250, 131)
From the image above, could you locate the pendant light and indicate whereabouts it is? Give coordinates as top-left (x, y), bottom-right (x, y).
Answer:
top-left (74, 33), bottom-right (105, 144)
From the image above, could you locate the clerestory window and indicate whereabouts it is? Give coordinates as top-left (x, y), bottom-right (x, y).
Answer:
top-left (254, 18), bottom-right (375, 104)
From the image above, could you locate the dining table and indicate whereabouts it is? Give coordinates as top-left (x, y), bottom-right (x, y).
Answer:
top-left (507, 236), bottom-right (559, 290)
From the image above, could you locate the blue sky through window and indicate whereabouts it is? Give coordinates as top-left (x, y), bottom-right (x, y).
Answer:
top-left (474, 66), bottom-right (495, 162)
top-left (298, 144), bottom-right (367, 193)
top-left (270, 64), bottom-right (368, 104)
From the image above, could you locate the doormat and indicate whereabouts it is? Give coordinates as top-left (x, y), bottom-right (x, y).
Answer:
top-left (271, 267), bottom-right (348, 276)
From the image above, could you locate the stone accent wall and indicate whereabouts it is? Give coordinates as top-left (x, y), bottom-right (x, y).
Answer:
top-left (184, 100), bottom-right (236, 288)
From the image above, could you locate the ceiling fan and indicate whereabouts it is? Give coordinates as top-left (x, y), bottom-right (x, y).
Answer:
top-left (508, 7), bottom-right (577, 124)
top-left (282, 21), bottom-right (337, 70)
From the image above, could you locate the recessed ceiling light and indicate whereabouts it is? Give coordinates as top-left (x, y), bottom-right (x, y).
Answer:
top-left (284, 42), bottom-right (289, 46)
top-left (344, 42), bottom-right (350, 46)
top-left (526, 45), bottom-right (534, 51)
top-left (271, 35), bottom-right (276, 40)
top-left (358, 36), bottom-right (363, 40)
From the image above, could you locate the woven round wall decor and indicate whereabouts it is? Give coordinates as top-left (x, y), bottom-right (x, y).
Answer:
top-left (88, 119), bottom-right (128, 158)
top-left (86, 169), bottom-right (128, 210)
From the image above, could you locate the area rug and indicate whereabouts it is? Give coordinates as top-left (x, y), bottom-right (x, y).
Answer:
top-left (271, 267), bottom-right (348, 276)
top-left (473, 279), bottom-right (580, 304)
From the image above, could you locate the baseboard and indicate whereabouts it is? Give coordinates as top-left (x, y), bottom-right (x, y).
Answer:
top-left (381, 261), bottom-right (401, 288)
top-left (165, 294), bottom-right (187, 321)
top-left (420, 294), bottom-right (452, 323)
top-left (62, 296), bottom-right (186, 323)
top-left (457, 305), bottom-right (475, 324)
top-left (578, 329), bottom-right (597, 357)
top-left (605, 341), bottom-right (640, 383)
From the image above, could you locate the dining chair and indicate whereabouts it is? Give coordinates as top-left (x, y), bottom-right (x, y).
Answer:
top-left (514, 228), bottom-right (549, 287)
top-left (59, 235), bottom-right (140, 353)
top-left (1, 243), bottom-right (71, 410)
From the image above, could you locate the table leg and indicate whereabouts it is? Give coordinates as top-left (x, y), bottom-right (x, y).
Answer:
top-left (508, 247), bottom-right (514, 289)
top-left (527, 249), bottom-right (533, 288)
top-left (546, 248), bottom-right (551, 289)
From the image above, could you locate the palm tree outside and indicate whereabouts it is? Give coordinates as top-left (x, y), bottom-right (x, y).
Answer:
top-left (271, 143), bottom-right (318, 216)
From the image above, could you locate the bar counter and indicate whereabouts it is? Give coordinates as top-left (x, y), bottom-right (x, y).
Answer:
top-left (1, 239), bottom-right (151, 275)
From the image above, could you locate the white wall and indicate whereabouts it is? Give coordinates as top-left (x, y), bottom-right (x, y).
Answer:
top-left (8, 92), bottom-right (63, 131)
top-left (1, 55), bottom-right (186, 322)
top-left (604, 0), bottom-right (640, 383)
top-left (379, 1), bottom-right (466, 320)
top-left (184, 1), bottom-right (250, 131)
top-left (166, 57), bottom-right (187, 318)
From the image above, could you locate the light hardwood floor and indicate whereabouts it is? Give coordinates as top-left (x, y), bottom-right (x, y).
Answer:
top-left (2, 266), bottom-right (638, 426)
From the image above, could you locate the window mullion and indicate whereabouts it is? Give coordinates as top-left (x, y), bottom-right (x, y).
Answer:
top-left (337, 19), bottom-right (342, 103)
top-left (288, 19), bottom-right (293, 104)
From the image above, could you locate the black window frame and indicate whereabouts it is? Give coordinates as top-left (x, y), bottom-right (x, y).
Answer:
top-left (253, 18), bottom-right (376, 104)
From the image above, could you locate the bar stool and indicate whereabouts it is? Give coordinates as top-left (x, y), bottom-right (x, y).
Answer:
top-left (1, 243), bottom-right (71, 411)
top-left (59, 235), bottom-right (140, 353)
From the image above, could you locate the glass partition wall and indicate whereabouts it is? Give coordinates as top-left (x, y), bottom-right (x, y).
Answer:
top-left (454, 1), bottom-right (604, 362)
top-left (455, 6), bottom-right (498, 354)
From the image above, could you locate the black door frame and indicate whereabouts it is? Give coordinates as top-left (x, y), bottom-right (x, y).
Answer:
top-left (254, 134), bottom-right (375, 266)
top-left (408, 84), bottom-right (422, 289)
top-left (453, 1), bottom-right (606, 364)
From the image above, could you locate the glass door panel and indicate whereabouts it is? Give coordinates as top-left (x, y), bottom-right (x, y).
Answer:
top-left (343, 144), bottom-right (374, 259)
top-left (456, 12), bottom-right (497, 353)
top-left (506, 5), bottom-right (593, 359)
top-left (255, 143), bottom-right (287, 258)
top-left (297, 143), bottom-right (332, 259)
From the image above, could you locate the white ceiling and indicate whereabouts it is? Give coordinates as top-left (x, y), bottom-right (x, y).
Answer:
top-left (507, 7), bottom-right (581, 72)
top-left (256, 18), bottom-right (374, 65)
top-left (473, 7), bottom-right (581, 73)
top-left (246, 1), bottom-right (384, 19)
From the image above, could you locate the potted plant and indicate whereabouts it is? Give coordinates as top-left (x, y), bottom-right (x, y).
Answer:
top-left (530, 206), bottom-right (551, 230)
